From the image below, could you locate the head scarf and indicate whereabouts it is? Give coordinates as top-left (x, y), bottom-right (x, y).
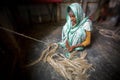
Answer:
top-left (66, 3), bottom-right (88, 28)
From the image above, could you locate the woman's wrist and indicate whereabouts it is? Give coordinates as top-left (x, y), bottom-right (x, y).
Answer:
top-left (71, 45), bottom-right (76, 50)
top-left (76, 44), bottom-right (84, 47)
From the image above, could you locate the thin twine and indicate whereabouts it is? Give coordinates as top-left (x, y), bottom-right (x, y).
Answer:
top-left (0, 26), bottom-right (47, 45)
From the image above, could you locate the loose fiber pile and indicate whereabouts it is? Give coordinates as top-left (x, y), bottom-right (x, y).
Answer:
top-left (26, 43), bottom-right (93, 80)
top-left (95, 25), bottom-right (120, 41)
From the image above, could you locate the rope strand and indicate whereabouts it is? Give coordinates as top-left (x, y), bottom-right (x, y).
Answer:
top-left (0, 26), bottom-right (47, 45)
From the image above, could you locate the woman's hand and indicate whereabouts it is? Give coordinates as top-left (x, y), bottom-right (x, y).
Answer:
top-left (68, 46), bottom-right (76, 52)
top-left (65, 40), bottom-right (70, 49)
top-left (66, 40), bottom-right (74, 52)
top-left (69, 44), bottom-right (83, 52)
top-left (66, 40), bottom-right (83, 52)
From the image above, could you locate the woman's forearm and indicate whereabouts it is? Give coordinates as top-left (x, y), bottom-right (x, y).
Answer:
top-left (81, 31), bottom-right (91, 47)
top-left (73, 31), bottom-right (91, 48)
top-left (66, 40), bottom-right (70, 49)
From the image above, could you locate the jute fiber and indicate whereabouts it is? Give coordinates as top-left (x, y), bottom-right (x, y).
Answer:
top-left (26, 43), bottom-right (93, 80)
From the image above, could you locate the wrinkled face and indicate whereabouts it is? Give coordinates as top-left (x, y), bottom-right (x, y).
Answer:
top-left (69, 11), bottom-right (76, 26)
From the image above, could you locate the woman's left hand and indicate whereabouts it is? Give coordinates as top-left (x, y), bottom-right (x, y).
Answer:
top-left (68, 46), bottom-right (76, 52)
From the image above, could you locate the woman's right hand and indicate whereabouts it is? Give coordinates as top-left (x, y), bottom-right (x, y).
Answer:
top-left (68, 46), bottom-right (76, 52)
top-left (65, 40), bottom-right (70, 50)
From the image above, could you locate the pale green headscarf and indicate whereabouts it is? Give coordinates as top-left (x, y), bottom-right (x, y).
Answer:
top-left (59, 3), bottom-right (92, 57)
top-left (66, 3), bottom-right (86, 27)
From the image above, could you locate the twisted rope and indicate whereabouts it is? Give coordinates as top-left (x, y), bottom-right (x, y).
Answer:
top-left (0, 27), bottom-right (47, 45)
top-left (95, 25), bottom-right (120, 41)
top-left (25, 43), bottom-right (93, 80)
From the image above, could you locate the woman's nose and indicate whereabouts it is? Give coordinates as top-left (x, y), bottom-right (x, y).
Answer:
top-left (71, 17), bottom-right (74, 21)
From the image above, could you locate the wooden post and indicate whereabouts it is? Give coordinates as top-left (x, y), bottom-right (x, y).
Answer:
top-left (57, 3), bottom-right (61, 22)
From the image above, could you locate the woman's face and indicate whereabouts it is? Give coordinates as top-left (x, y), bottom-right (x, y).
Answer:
top-left (69, 11), bottom-right (76, 26)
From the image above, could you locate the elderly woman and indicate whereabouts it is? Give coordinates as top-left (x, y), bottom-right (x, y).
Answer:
top-left (58, 3), bottom-right (93, 58)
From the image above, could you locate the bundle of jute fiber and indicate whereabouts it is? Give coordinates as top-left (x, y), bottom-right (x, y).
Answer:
top-left (26, 43), bottom-right (93, 80)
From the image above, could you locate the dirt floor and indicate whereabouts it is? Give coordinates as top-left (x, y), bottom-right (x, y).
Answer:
top-left (1, 21), bottom-right (120, 80)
